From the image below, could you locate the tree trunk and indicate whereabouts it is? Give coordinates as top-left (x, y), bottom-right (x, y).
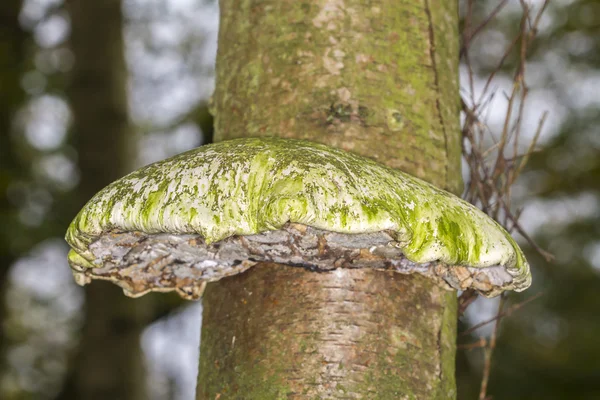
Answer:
top-left (198, 0), bottom-right (461, 398)
top-left (0, 0), bottom-right (28, 364)
top-left (58, 1), bottom-right (148, 399)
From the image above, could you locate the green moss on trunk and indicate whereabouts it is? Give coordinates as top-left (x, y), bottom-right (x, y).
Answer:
top-left (214, 0), bottom-right (461, 193)
top-left (199, 0), bottom-right (461, 398)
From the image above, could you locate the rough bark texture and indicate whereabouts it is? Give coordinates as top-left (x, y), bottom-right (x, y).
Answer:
top-left (199, 0), bottom-right (461, 398)
top-left (58, 1), bottom-right (148, 399)
top-left (200, 265), bottom-right (457, 399)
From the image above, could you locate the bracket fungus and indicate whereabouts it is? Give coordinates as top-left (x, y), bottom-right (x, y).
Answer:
top-left (65, 137), bottom-right (531, 299)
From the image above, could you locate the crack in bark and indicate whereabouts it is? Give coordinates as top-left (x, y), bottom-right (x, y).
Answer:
top-left (424, 0), bottom-right (451, 191)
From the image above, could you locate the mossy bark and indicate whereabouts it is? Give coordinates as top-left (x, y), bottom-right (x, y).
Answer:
top-left (199, 0), bottom-right (461, 398)
top-left (213, 0), bottom-right (461, 194)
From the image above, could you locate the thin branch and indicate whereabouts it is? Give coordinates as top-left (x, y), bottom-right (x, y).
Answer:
top-left (460, 0), bottom-right (509, 57)
top-left (513, 111), bottom-right (548, 182)
top-left (461, 0), bottom-right (552, 267)
top-left (478, 295), bottom-right (505, 400)
top-left (460, 292), bottom-right (544, 337)
top-left (459, 289), bottom-right (479, 316)
top-left (504, 206), bottom-right (555, 262)
top-left (458, 337), bottom-right (487, 350)
top-left (459, 2), bottom-right (551, 396)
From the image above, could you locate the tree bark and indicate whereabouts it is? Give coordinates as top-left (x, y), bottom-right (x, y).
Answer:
top-left (199, 0), bottom-right (461, 398)
top-left (58, 1), bottom-right (148, 399)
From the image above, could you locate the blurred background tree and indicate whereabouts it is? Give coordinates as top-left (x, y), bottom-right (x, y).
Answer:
top-left (55, 0), bottom-right (148, 399)
top-left (0, 0), bottom-right (215, 399)
top-left (0, 0), bottom-right (598, 399)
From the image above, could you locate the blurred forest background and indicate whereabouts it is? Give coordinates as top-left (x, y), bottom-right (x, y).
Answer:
top-left (0, 0), bottom-right (598, 399)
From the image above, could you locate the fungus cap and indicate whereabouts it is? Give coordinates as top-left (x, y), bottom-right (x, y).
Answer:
top-left (65, 137), bottom-right (531, 299)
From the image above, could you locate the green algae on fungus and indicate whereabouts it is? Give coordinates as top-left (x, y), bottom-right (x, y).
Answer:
top-left (65, 137), bottom-right (531, 299)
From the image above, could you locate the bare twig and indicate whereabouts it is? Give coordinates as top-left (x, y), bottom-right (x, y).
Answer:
top-left (461, 0), bottom-right (509, 57)
top-left (461, 0), bottom-right (552, 266)
top-left (460, 292), bottom-right (544, 338)
top-left (502, 205), bottom-right (555, 262)
top-left (478, 296), bottom-right (505, 400)
top-left (459, 289), bottom-right (479, 316)
top-left (459, 3), bottom-right (551, 393)
top-left (458, 337), bottom-right (487, 351)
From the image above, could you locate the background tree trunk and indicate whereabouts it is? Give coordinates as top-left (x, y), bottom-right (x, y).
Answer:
top-left (0, 0), bottom-right (28, 360)
top-left (199, 0), bottom-right (462, 398)
top-left (57, 1), bottom-right (149, 399)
